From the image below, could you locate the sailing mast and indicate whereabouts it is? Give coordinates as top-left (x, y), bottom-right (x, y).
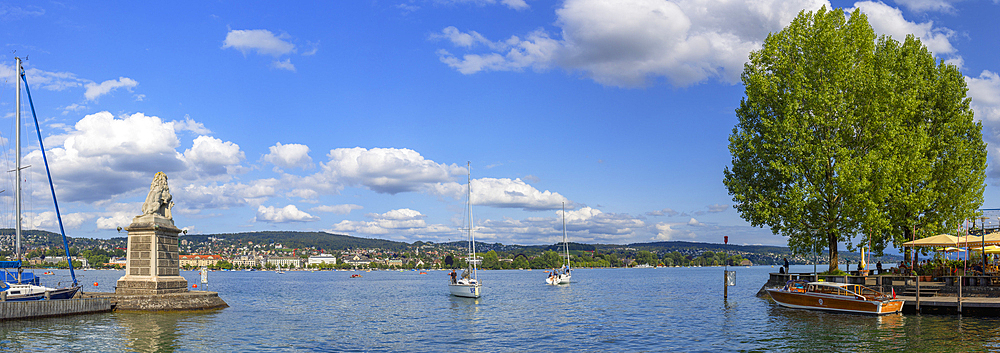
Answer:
top-left (562, 202), bottom-right (569, 268)
top-left (15, 57), bottom-right (23, 284)
top-left (468, 162), bottom-right (477, 282)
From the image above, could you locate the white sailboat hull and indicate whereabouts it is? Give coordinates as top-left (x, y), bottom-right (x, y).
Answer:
top-left (449, 283), bottom-right (481, 298)
top-left (545, 273), bottom-right (571, 285)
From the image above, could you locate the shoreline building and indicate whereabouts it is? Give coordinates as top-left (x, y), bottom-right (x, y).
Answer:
top-left (179, 254), bottom-right (224, 268)
top-left (308, 254), bottom-right (338, 267)
top-left (267, 257), bottom-right (304, 269)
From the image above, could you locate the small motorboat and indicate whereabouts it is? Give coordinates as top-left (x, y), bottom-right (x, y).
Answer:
top-left (350, 274), bottom-right (362, 278)
top-left (766, 280), bottom-right (903, 315)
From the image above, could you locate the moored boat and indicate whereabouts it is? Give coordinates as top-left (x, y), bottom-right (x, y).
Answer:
top-left (766, 280), bottom-right (903, 315)
top-left (2, 58), bottom-right (81, 302)
top-left (449, 162), bottom-right (482, 298)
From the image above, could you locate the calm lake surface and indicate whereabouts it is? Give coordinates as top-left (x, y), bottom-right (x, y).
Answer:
top-left (2, 265), bottom-right (1000, 352)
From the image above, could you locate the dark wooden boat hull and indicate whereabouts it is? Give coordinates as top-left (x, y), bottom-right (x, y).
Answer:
top-left (767, 289), bottom-right (903, 315)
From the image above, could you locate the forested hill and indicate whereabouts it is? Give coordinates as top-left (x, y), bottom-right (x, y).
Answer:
top-left (624, 241), bottom-right (790, 254)
top-left (180, 231), bottom-right (411, 251)
top-left (4, 229), bottom-right (902, 266)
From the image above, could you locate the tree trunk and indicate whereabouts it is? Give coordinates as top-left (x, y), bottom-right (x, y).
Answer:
top-left (903, 226), bottom-right (913, 269)
top-left (828, 233), bottom-right (839, 272)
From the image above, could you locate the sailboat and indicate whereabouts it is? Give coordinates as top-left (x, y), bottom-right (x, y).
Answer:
top-left (546, 202), bottom-right (572, 285)
top-left (1, 57), bottom-right (81, 301)
top-left (449, 162), bottom-right (481, 298)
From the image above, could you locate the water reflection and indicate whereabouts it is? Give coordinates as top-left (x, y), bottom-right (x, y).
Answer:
top-left (116, 312), bottom-right (184, 352)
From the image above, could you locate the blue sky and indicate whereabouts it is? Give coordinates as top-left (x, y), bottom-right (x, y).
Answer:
top-left (0, 0), bottom-right (998, 247)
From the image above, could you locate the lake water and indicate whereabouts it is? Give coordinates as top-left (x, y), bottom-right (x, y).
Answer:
top-left (3, 265), bottom-right (1000, 352)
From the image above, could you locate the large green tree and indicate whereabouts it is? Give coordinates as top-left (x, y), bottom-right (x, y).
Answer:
top-left (874, 36), bottom-right (986, 262)
top-left (723, 7), bottom-right (985, 271)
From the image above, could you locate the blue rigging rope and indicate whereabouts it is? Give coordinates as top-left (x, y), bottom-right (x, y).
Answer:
top-left (19, 68), bottom-right (78, 287)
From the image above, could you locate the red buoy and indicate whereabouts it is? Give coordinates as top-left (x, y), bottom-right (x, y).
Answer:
top-left (193, 284), bottom-right (198, 288)
top-left (93, 282), bottom-right (98, 286)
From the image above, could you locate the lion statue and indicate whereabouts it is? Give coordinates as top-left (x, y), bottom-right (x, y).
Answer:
top-left (141, 172), bottom-right (174, 219)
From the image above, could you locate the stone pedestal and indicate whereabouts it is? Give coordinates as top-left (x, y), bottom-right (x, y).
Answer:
top-left (116, 214), bottom-right (188, 295)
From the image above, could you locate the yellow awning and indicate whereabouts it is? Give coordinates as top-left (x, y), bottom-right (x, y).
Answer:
top-left (901, 234), bottom-right (959, 247)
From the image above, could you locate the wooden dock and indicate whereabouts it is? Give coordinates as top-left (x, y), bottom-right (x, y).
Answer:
top-left (0, 298), bottom-right (113, 320)
top-left (901, 295), bottom-right (1000, 315)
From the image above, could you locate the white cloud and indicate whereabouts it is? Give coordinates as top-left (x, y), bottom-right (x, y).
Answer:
top-left (967, 70), bottom-right (1000, 178)
top-left (321, 147), bottom-right (464, 194)
top-left (653, 222), bottom-right (696, 241)
top-left (330, 208), bottom-right (451, 240)
top-left (0, 4), bottom-right (44, 20)
top-left (647, 208), bottom-right (680, 217)
top-left (707, 204), bottom-right (728, 213)
top-left (264, 142), bottom-right (313, 169)
top-left (173, 115), bottom-right (212, 135)
top-left (255, 204), bottom-right (319, 223)
top-left (311, 204), bottom-right (363, 214)
top-left (435, 0), bottom-right (529, 10)
top-left (84, 77), bottom-right (138, 101)
top-left (96, 212), bottom-right (134, 230)
top-left (28, 211), bottom-right (90, 231)
top-left (24, 112), bottom-right (186, 202)
top-left (183, 135), bottom-right (245, 176)
top-left (435, 0), bottom-right (830, 87)
top-left (222, 29), bottom-right (296, 56)
top-left (429, 177), bottom-right (569, 210)
top-left (893, 0), bottom-right (959, 13)
top-left (272, 58), bottom-right (296, 72)
top-left (17, 66), bottom-right (87, 91)
top-left (181, 179), bottom-right (279, 210)
top-left (61, 103), bottom-right (87, 115)
top-left (852, 1), bottom-right (956, 56)
top-left (17, 111), bottom-right (246, 204)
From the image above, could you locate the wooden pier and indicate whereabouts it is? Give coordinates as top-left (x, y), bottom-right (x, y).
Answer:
top-left (0, 298), bottom-right (113, 320)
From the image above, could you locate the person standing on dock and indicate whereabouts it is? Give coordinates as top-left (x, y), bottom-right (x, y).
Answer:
top-left (783, 258), bottom-right (789, 274)
top-left (876, 261), bottom-right (882, 275)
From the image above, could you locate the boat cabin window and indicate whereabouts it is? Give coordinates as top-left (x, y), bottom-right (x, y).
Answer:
top-left (808, 285), bottom-right (851, 296)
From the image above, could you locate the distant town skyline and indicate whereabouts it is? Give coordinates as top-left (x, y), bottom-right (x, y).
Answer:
top-left (0, 0), bottom-right (998, 247)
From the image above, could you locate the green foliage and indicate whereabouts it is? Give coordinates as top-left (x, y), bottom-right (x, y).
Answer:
top-left (723, 7), bottom-right (985, 271)
top-left (512, 255), bottom-right (529, 269)
top-left (529, 250), bottom-right (563, 269)
top-left (481, 250), bottom-right (500, 270)
top-left (635, 250), bottom-right (658, 266)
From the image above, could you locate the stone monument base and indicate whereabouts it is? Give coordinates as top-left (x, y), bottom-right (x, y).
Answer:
top-left (116, 276), bottom-right (189, 295)
top-left (78, 291), bottom-right (228, 312)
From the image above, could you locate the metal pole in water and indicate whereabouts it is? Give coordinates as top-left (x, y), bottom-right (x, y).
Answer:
top-left (724, 236), bottom-right (729, 300)
top-left (958, 275), bottom-right (963, 314)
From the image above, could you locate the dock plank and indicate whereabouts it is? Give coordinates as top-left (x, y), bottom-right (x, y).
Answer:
top-left (0, 298), bottom-right (113, 320)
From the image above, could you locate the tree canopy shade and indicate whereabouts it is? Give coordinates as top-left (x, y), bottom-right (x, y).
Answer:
top-left (723, 7), bottom-right (986, 272)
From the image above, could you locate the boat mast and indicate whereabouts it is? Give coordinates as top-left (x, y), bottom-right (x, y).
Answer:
top-left (468, 162), bottom-right (477, 280)
top-left (15, 57), bottom-right (22, 284)
top-left (563, 202), bottom-right (569, 268)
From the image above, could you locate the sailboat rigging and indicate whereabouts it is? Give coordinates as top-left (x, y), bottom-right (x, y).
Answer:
top-left (546, 202), bottom-right (572, 285)
top-left (1, 57), bottom-right (81, 301)
top-left (449, 162), bottom-right (481, 298)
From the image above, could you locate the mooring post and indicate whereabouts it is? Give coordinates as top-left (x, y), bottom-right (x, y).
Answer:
top-left (0, 291), bottom-right (6, 302)
top-left (723, 271), bottom-right (728, 299)
top-left (958, 275), bottom-right (963, 314)
top-left (915, 275), bottom-right (921, 313)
